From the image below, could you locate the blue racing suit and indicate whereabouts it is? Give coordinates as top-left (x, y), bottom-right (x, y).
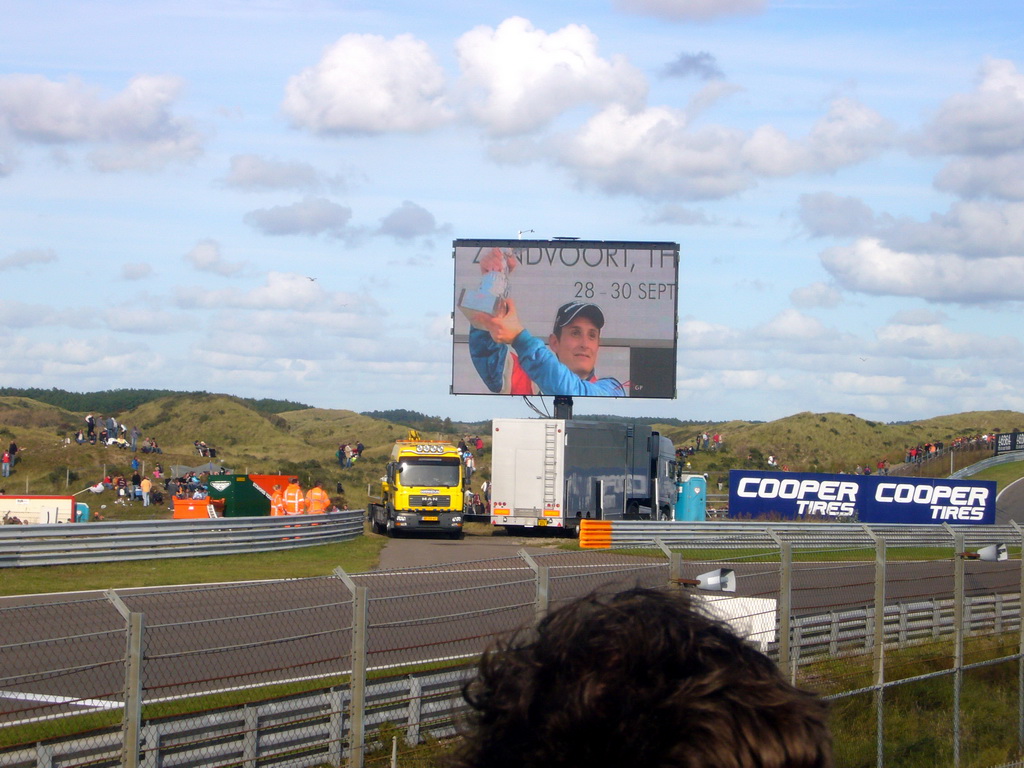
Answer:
top-left (469, 327), bottom-right (626, 397)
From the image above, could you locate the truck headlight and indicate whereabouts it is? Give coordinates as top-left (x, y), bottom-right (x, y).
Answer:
top-left (451, 516), bottom-right (462, 523)
top-left (395, 515), bottom-right (407, 522)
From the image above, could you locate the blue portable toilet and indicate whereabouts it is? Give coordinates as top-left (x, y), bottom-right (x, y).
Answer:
top-left (74, 503), bottom-right (91, 522)
top-left (674, 474), bottom-right (707, 521)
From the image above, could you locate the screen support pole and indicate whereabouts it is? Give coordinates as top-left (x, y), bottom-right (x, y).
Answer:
top-left (553, 396), bottom-right (573, 420)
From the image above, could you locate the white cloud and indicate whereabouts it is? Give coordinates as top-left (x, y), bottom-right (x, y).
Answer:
top-left (821, 237), bottom-right (1024, 303)
top-left (552, 94), bottom-right (891, 200)
top-left (873, 317), bottom-right (1021, 360)
top-left (613, 0), bottom-right (765, 21)
top-left (790, 282), bottom-right (842, 309)
top-left (0, 74), bottom-right (202, 170)
top-left (0, 248), bottom-right (56, 271)
top-left (756, 308), bottom-right (830, 341)
top-left (104, 306), bottom-right (186, 334)
top-left (934, 153), bottom-right (1024, 201)
top-left (922, 58), bottom-right (1024, 156)
top-left (879, 201), bottom-right (1024, 258)
top-left (376, 200), bottom-right (448, 240)
top-left (888, 308), bottom-right (947, 326)
top-left (283, 33), bottom-right (450, 135)
top-left (455, 17), bottom-right (646, 137)
top-left (799, 192), bottom-right (876, 238)
top-left (744, 98), bottom-right (894, 176)
top-left (121, 262), bottom-right (153, 280)
top-left (678, 318), bottom-right (743, 349)
top-left (174, 271), bottom-right (350, 311)
top-left (185, 239), bottom-right (245, 276)
top-left (0, 336), bottom-right (141, 373)
top-left (557, 104), bottom-right (750, 199)
top-left (243, 196), bottom-right (354, 237)
top-left (920, 60), bottom-right (1024, 201)
top-left (223, 154), bottom-right (344, 193)
top-left (643, 204), bottom-right (713, 225)
top-left (827, 371), bottom-right (906, 396)
top-left (0, 298), bottom-right (82, 328)
top-left (662, 51), bottom-right (724, 80)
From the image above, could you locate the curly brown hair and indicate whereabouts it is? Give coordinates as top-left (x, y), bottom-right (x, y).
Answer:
top-left (452, 587), bottom-right (831, 768)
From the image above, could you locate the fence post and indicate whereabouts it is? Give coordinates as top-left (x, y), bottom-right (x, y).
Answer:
top-left (863, 525), bottom-right (886, 768)
top-left (1011, 520), bottom-right (1024, 754)
top-left (334, 568), bottom-right (368, 768)
top-left (519, 550), bottom-right (549, 625)
top-left (949, 526), bottom-right (965, 768)
top-left (767, 530), bottom-right (792, 683)
top-left (654, 538), bottom-right (682, 586)
top-left (106, 589), bottom-right (143, 768)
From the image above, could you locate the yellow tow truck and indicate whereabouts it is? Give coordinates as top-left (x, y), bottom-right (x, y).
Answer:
top-left (367, 437), bottom-right (466, 539)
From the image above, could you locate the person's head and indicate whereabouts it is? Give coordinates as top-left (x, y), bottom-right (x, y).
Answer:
top-left (549, 301), bottom-right (605, 379)
top-left (454, 587), bottom-right (832, 768)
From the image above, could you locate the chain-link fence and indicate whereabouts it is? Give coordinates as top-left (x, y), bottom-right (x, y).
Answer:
top-left (2, 530), bottom-right (1022, 768)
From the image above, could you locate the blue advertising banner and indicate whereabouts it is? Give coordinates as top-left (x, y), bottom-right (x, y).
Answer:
top-left (995, 432), bottom-right (1024, 455)
top-left (728, 470), bottom-right (996, 525)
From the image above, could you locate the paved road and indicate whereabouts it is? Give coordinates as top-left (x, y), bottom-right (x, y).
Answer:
top-left (997, 476), bottom-right (1024, 524)
top-left (373, 523), bottom-right (564, 569)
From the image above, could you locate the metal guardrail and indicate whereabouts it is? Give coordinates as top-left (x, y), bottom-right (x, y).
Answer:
top-left (951, 452), bottom-right (1024, 479)
top-left (579, 519), bottom-right (1023, 549)
top-left (0, 510), bottom-right (366, 567)
top-left (1, 665), bottom-right (477, 768)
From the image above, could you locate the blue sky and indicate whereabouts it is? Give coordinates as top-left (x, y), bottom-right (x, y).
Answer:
top-left (2, 0), bottom-right (1023, 424)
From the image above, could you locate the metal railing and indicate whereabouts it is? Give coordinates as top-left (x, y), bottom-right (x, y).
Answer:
top-left (579, 519), bottom-right (1023, 550)
top-left (0, 510), bottom-right (365, 567)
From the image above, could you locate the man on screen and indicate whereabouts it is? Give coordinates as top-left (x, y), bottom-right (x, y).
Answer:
top-left (467, 250), bottom-right (626, 397)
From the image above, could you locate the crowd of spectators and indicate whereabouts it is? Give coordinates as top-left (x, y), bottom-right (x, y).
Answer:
top-left (85, 457), bottom-right (231, 508)
top-left (902, 433), bottom-right (997, 464)
top-left (336, 441), bottom-right (363, 468)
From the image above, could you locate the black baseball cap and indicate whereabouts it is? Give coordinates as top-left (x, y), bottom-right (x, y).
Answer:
top-left (553, 301), bottom-right (605, 334)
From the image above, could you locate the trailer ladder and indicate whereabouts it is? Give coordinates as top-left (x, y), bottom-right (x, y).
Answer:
top-left (543, 421), bottom-right (559, 508)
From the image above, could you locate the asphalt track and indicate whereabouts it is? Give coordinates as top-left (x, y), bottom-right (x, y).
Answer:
top-left (996, 476), bottom-right (1024, 524)
top-left (0, 529), bottom-right (1019, 727)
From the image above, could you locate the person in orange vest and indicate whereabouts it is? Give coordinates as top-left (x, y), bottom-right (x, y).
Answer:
top-left (283, 477), bottom-right (304, 516)
top-left (270, 483), bottom-right (285, 517)
top-left (305, 480), bottom-right (331, 515)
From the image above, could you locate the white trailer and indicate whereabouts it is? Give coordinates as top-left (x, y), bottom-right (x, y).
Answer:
top-left (0, 495), bottom-right (76, 524)
top-left (490, 418), bottom-right (677, 535)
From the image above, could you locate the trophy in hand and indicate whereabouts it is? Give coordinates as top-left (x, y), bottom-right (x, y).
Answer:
top-left (458, 247), bottom-right (514, 329)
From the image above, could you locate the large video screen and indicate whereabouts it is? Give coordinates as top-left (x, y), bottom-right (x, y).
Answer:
top-left (451, 239), bottom-right (679, 399)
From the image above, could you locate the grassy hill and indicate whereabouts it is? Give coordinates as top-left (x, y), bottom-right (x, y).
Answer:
top-left (1, 392), bottom-right (1021, 516)
top-left (666, 410), bottom-right (1024, 481)
top-left (0, 394), bottom-right (487, 515)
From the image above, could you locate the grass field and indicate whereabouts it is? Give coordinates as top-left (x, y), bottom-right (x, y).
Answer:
top-left (0, 526), bottom-right (388, 597)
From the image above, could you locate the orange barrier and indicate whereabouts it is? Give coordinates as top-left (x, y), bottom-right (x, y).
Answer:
top-left (579, 519), bottom-right (612, 549)
top-left (172, 498), bottom-right (226, 519)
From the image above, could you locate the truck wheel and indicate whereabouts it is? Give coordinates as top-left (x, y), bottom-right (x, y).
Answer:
top-left (449, 529), bottom-right (464, 540)
top-left (626, 501), bottom-right (640, 520)
top-left (386, 520), bottom-right (399, 538)
top-left (660, 505), bottom-right (672, 521)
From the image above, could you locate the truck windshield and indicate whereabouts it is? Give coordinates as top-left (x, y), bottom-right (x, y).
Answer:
top-left (398, 458), bottom-right (461, 488)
